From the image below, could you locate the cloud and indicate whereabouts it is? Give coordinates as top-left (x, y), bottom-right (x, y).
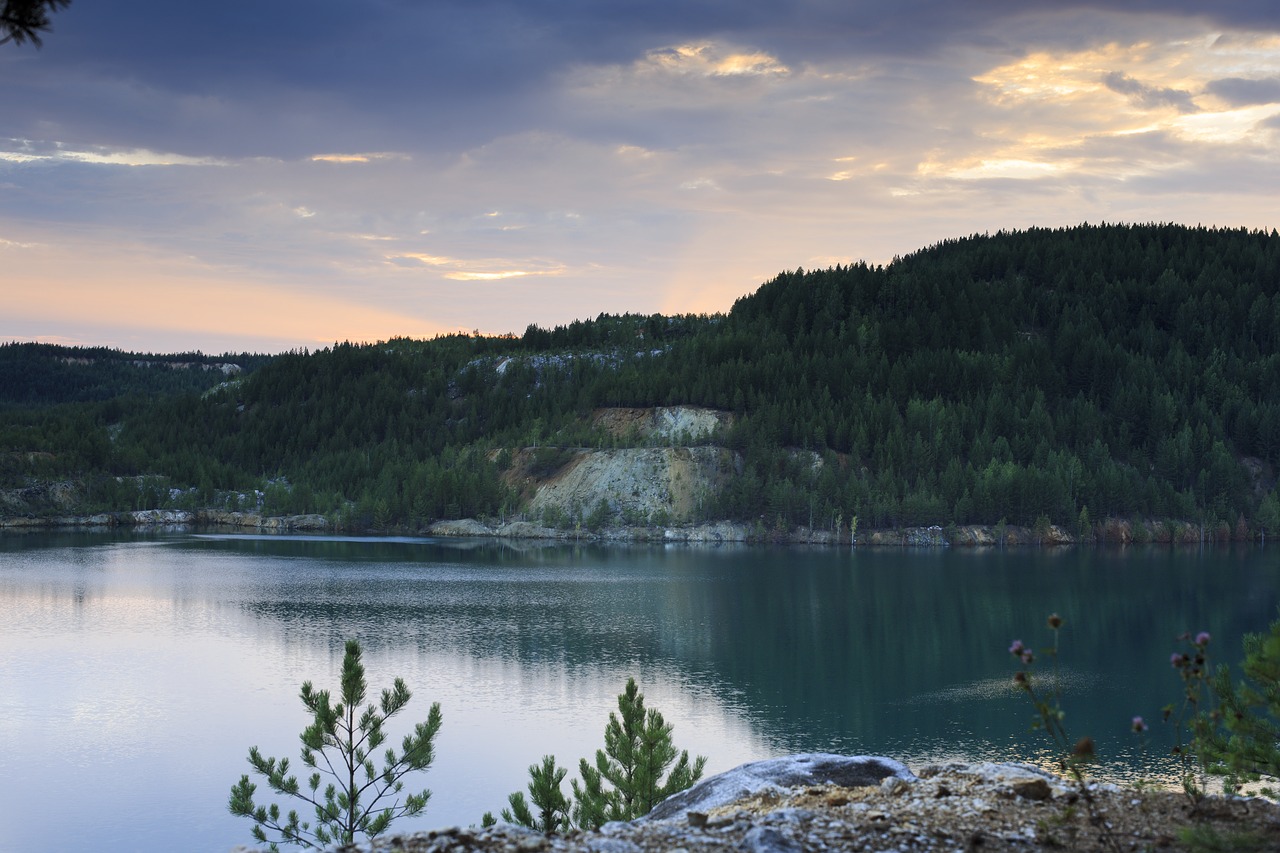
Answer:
top-left (4, 1), bottom-right (1280, 351)
top-left (1166, 103), bottom-right (1280, 143)
top-left (310, 152), bottom-right (408, 164)
top-left (390, 252), bottom-right (567, 282)
top-left (9, 1), bottom-right (1277, 165)
top-left (934, 159), bottom-right (1069, 181)
top-left (639, 42), bottom-right (790, 78)
top-left (1205, 76), bottom-right (1280, 106)
top-left (962, 31), bottom-right (1280, 183)
top-left (564, 38), bottom-right (806, 129)
top-left (444, 270), bottom-right (558, 281)
top-left (1102, 71), bottom-right (1199, 113)
top-left (0, 138), bottom-right (223, 167)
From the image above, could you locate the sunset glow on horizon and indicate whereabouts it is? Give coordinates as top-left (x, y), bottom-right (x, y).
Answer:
top-left (2, 2), bottom-right (1278, 353)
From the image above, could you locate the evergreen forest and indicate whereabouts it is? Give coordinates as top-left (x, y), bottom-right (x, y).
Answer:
top-left (4, 223), bottom-right (1280, 537)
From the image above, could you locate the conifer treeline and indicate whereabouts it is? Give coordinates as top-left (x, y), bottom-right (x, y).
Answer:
top-left (0, 342), bottom-right (271, 405)
top-left (3, 223), bottom-right (1279, 532)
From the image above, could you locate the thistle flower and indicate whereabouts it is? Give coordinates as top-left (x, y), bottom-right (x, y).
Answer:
top-left (1195, 631), bottom-right (1211, 647)
top-left (1131, 716), bottom-right (1148, 733)
top-left (1009, 640), bottom-right (1025, 656)
top-left (1171, 653), bottom-right (1187, 668)
top-left (1047, 613), bottom-right (1063, 630)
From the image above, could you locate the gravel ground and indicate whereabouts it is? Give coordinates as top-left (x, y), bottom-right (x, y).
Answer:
top-left (328, 762), bottom-right (1280, 853)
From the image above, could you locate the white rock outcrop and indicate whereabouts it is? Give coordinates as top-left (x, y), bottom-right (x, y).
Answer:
top-left (643, 754), bottom-right (915, 822)
top-left (527, 446), bottom-right (737, 524)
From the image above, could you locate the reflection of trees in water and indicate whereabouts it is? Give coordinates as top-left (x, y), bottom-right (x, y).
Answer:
top-left (680, 546), bottom-right (1278, 763)
top-left (192, 536), bottom-right (1279, 767)
top-left (225, 538), bottom-right (690, 671)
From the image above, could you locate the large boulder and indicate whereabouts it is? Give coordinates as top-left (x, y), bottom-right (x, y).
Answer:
top-left (642, 753), bottom-right (914, 822)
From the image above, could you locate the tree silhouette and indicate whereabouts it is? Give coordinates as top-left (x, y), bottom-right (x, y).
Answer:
top-left (1, 0), bottom-right (70, 47)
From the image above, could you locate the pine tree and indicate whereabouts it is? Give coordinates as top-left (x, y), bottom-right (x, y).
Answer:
top-left (229, 639), bottom-right (443, 850)
top-left (571, 678), bottom-right (706, 829)
top-left (500, 755), bottom-right (572, 833)
top-left (1198, 616), bottom-right (1280, 795)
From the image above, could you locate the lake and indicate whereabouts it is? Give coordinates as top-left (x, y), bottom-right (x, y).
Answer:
top-left (0, 532), bottom-right (1276, 852)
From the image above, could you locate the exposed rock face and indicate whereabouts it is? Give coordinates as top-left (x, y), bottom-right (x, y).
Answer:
top-left (426, 519), bottom-right (752, 544)
top-left (198, 511), bottom-right (330, 531)
top-left (592, 407), bottom-right (732, 443)
top-left (0, 480), bottom-right (82, 515)
top-left (643, 754), bottom-right (914, 822)
top-left (489, 520), bottom-right (558, 539)
top-left (260, 513), bottom-right (329, 531)
top-left (0, 512), bottom-right (113, 528)
top-left (1039, 524), bottom-right (1073, 546)
top-left (527, 446), bottom-right (739, 524)
top-left (948, 525), bottom-right (997, 546)
top-left (663, 522), bottom-right (748, 543)
top-left (866, 527), bottom-right (951, 547)
top-left (193, 510), bottom-right (261, 528)
top-left (1101, 518), bottom-right (1133, 543)
top-left (488, 406), bottom-right (740, 528)
top-left (0, 509), bottom-right (327, 531)
top-left (427, 518), bottom-right (498, 537)
top-left (863, 528), bottom-right (946, 546)
top-left (128, 509), bottom-right (194, 525)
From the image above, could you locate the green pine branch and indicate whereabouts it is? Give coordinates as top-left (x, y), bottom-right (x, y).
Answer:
top-left (229, 639), bottom-right (442, 849)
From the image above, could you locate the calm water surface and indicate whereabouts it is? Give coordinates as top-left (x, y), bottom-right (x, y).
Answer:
top-left (0, 532), bottom-right (1276, 852)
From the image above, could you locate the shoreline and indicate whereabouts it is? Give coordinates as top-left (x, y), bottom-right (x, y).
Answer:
top-left (277, 755), bottom-right (1280, 853)
top-left (0, 510), bottom-right (1257, 547)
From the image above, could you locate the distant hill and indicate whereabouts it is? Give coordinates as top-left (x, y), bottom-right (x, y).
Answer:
top-left (3, 223), bottom-right (1280, 538)
top-left (0, 343), bottom-right (274, 407)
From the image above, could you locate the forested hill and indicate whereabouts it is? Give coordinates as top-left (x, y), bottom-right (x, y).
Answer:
top-left (0, 343), bottom-right (273, 407)
top-left (4, 223), bottom-right (1280, 536)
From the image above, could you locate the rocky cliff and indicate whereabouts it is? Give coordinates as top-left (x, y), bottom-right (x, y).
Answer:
top-left (524, 445), bottom-right (739, 525)
top-left (497, 406), bottom-right (740, 526)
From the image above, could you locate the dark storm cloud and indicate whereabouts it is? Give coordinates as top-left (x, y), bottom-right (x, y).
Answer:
top-left (58, 2), bottom-right (1277, 69)
top-left (1206, 76), bottom-right (1280, 106)
top-left (7, 0), bottom-right (1276, 160)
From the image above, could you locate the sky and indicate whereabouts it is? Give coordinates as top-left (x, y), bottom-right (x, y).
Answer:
top-left (2, 1), bottom-right (1279, 354)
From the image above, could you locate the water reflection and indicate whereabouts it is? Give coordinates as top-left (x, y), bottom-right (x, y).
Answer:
top-left (0, 532), bottom-right (1276, 853)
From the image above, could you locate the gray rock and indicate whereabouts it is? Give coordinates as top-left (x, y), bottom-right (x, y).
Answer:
top-left (643, 754), bottom-right (915, 823)
top-left (1011, 778), bottom-right (1052, 801)
top-left (583, 838), bottom-right (641, 853)
top-left (764, 808), bottom-right (816, 824)
top-left (880, 776), bottom-right (911, 796)
top-left (740, 826), bottom-right (803, 853)
top-left (428, 518), bottom-right (496, 537)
